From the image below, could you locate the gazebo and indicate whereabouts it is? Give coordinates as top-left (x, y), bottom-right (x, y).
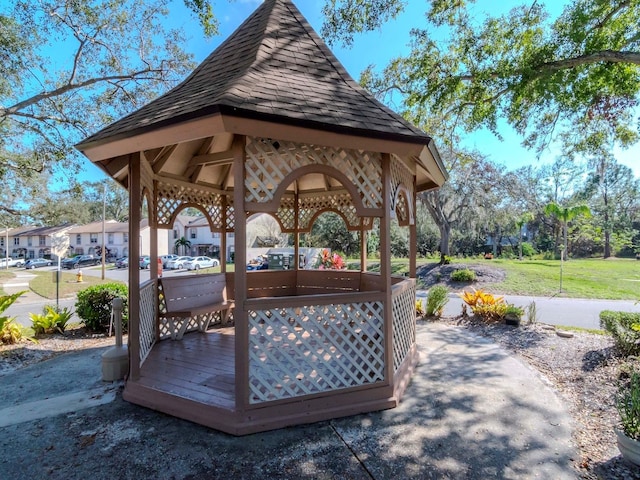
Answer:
top-left (77, 0), bottom-right (447, 435)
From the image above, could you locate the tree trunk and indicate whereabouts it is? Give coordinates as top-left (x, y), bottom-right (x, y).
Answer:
top-left (563, 222), bottom-right (568, 261)
top-left (518, 227), bottom-right (523, 260)
top-left (439, 223), bottom-right (451, 263)
top-left (604, 197), bottom-right (611, 258)
top-left (421, 191), bottom-right (452, 264)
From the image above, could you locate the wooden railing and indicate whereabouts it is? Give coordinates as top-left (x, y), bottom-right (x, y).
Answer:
top-left (391, 278), bottom-right (416, 372)
top-left (245, 290), bottom-right (386, 405)
top-left (138, 279), bottom-right (157, 364)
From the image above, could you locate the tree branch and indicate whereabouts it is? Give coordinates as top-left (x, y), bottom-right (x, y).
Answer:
top-left (2, 69), bottom-right (164, 117)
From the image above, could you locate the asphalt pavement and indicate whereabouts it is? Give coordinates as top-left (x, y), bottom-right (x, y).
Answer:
top-left (0, 321), bottom-right (579, 479)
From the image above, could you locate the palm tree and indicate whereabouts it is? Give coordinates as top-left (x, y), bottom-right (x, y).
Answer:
top-left (544, 202), bottom-right (591, 293)
top-left (174, 236), bottom-right (191, 256)
top-left (544, 202), bottom-right (591, 261)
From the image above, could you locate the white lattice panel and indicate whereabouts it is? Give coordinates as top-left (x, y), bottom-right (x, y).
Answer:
top-left (392, 283), bottom-right (416, 372)
top-left (139, 281), bottom-right (157, 363)
top-left (156, 182), bottom-right (225, 229)
top-left (395, 191), bottom-right (410, 226)
top-left (390, 155), bottom-right (415, 224)
top-left (245, 137), bottom-right (383, 209)
top-left (248, 301), bottom-right (385, 404)
top-left (275, 196), bottom-right (296, 231)
top-left (298, 193), bottom-right (360, 230)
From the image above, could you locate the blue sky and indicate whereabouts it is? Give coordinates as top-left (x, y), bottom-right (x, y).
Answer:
top-left (79, 0), bottom-right (640, 180)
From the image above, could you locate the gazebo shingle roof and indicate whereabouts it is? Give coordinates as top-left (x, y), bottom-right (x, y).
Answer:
top-left (78, 0), bottom-right (432, 148)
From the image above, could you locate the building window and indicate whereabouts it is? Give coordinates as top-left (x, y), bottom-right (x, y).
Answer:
top-left (212, 232), bottom-right (220, 238)
top-left (108, 233), bottom-right (114, 245)
top-left (190, 231), bottom-right (197, 239)
top-left (13, 238), bottom-right (19, 246)
top-left (39, 236), bottom-right (46, 246)
top-left (90, 233), bottom-right (98, 244)
top-left (76, 234), bottom-right (82, 245)
top-left (0, 238), bottom-right (4, 247)
top-left (27, 236), bottom-right (32, 247)
top-left (173, 229), bottom-right (178, 239)
top-left (123, 233), bottom-right (128, 243)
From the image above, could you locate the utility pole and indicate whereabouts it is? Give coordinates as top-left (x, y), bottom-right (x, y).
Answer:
top-left (102, 183), bottom-right (107, 280)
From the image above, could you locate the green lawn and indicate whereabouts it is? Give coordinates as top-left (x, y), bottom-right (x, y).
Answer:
top-left (29, 270), bottom-right (125, 299)
top-left (441, 257), bottom-right (640, 300)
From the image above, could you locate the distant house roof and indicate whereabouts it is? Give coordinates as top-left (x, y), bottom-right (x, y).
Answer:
top-left (77, 0), bottom-right (435, 151)
top-left (11, 224), bottom-right (74, 237)
top-left (67, 219), bottom-right (149, 234)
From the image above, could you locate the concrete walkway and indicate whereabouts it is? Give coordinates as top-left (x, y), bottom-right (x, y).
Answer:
top-left (0, 323), bottom-right (578, 479)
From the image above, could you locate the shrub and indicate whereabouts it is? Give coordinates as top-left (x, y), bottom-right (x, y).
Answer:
top-left (426, 285), bottom-right (449, 316)
top-left (521, 242), bottom-right (536, 257)
top-left (30, 305), bottom-right (73, 335)
top-left (504, 304), bottom-right (524, 318)
top-left (0, 291), bottom-right (28, 345)
top-left (450, 268), bottom-right (476, 282)
top-left (459, 288), bottom-right (506, 322)
top-left (526, 300), bottom-right (538, 325)
top-left (617, 369), bottom-right (640, 440)
top-left (600, 311), bottom-right (640, 356)
top-left (415, 299), bottom-right (425, 317)
top-left (76, 283), bottom-right (128, 332)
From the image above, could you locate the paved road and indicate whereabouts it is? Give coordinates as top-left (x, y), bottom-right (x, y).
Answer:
top-left (2, 265), bottom-right (189, 327)
top-left (3, 266), bottom-right (639, 330)
top-left (416, 291), bottom-right (640, 330)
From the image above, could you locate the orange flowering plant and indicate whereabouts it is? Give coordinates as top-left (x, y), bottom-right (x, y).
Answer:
top-left (316, 249), bottom-right (346, 270)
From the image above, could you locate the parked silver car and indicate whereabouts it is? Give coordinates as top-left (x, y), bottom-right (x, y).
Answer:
top-left (167, 256), bottom-right (193, 270)
top-left (185, 256), bottom-right (220, 271)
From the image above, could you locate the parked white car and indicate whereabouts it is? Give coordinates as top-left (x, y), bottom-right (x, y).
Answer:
top-left (167, 256), bottom-right (193, 270)
top-left (0, 257), bottom-right (24, 268)
top-left (185, 256), bottom-right (220, 271)
top-left (160, 254), bottom-right (179, 268)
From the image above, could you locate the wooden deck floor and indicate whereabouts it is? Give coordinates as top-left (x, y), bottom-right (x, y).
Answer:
top-left (137, 327), bottom-right (236, 410)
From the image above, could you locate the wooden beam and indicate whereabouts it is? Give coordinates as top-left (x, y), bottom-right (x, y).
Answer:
top-left (187, 150), bottom-right (234, 168)
top-left (151, 144), bottom-right (178, 174)
top-left (103, 155), bottom-right (130, 178)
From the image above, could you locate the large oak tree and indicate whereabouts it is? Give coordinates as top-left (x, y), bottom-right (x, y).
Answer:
top-left (0, 0), bottom-right (216, 220)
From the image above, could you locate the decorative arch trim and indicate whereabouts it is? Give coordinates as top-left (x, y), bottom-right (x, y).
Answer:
top-left (393, 185), bottom-right (414, 226)
top-left (167, 203), bottom-right (216, 232)
top-left (248, 164), bottom-right (382, 218)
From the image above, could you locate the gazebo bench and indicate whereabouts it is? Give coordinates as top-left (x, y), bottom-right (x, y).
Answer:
top-left (159, 273), bottom-right (234, 340)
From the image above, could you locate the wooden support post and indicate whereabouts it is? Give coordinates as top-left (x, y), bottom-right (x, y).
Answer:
top-left (221, 196), bottom-right (227, 273)
top-left (232, 135), bottom-right (249, 412)
top-left (128, 153), bottom-right (142, 381)
top-left (409, 178), bottom-right (417, 279)
top-left (381, 154), bottom-right (393, 384)
top-left (360, 222), bottom-right (367, 272)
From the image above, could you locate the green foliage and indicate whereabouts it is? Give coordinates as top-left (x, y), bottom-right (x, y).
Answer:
top-left (459, 288), bottom-right (506, 322)
top-left (504, 304), bottom-right (524, 318)
top-left (600, 311), bottom-right (640, 356)
top-left (0, 291), bottom-right (27, 344)
top-left (617, 369), bottom-right (640, 441)
top-left (520, 242), bottom-right (535, 257)
top-left (309, 212), bottom-right (360, 257)
top-left (344, 1), bottom-right (640, 154)
top-left (450, 268), bottom-right (475, 282)
top-left (75, 283), bottom-right (128, 332)
top-left (425, 285), bottom-right (449, 317)
top-left (0, 0), bottom-right (214, 217)
top-left (526, 301), bottom-right (538, 325)
top-left (29, 305), bottom-right (73, 335)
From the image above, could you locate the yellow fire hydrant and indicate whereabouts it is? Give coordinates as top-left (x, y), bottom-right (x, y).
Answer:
top-left (76, 270), bottom-right (83, 283)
